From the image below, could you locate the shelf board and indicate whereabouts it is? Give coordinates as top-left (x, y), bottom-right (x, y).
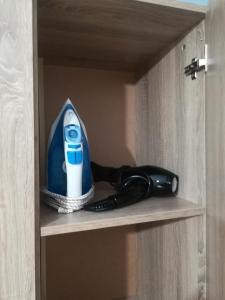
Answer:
top-left (40, 186), bottom-right (204, 236)
top-left (38, 0), bottom-right (205, 71)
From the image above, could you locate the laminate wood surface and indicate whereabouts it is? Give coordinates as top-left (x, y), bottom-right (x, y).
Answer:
top-left (135, 22), bottom-right (206, 206)
top-left (40, 184), bottom-right (203, 236)
top-left (137, 217), bottom-right (199, 299)
top-left (38, 0), bottom-right (205, 71)
top-left (135, 22), bottom-right (206, 299)
top-left (205, 0), bottom-right (225, 299)
top-left (0, 1), bottom-right (38, 299)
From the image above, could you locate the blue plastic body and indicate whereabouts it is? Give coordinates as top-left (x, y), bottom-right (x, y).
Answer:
top-left (67, 151), bottom-right (83, 165)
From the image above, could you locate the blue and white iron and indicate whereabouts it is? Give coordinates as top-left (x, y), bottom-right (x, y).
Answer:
top-left (42, 99), bottom-right (94, 213)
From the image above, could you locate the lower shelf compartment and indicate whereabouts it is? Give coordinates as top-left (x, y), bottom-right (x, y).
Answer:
top-left (40, 184), bottom-right (204, 237)
top-left (42, 217), bottom-right (201, 300)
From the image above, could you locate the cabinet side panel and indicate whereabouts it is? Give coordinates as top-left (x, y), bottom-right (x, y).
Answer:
top-left (135, 22), bottom-right (206, 299)
top-left (0, 1), bottom-right (38, 300)
top-left (137, 218), bottom-right (198, 300)
top-left (135, 22), bottom-right (205, 205)
top-left (206, 0), bottom-right (225, 299)
top-left (38, 58), bottom-right (46, 186)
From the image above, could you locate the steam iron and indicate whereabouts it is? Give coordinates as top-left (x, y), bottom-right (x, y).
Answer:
top-left (42, 99), bottom-right (94, 213)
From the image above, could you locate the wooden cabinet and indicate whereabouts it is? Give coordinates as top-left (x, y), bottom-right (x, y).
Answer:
top-left (0, 0), bottom-right (223, 299)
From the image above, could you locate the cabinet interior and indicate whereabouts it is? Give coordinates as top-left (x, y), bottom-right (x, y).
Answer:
top-left (38, 0), bottom-right (205, 72)
top-left (38, 1), bottom-right (206, 299)
top-left (43, 218), bottom-right (198, 300)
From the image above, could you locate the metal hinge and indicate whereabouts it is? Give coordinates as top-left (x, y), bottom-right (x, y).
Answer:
top-left (184, 44), bottom-right (208, 80)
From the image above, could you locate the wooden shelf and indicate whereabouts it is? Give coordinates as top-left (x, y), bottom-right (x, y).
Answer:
top-left (38, 0), bottom-right (206, 71)
top-left (40, 186), bottom-right (204, 236)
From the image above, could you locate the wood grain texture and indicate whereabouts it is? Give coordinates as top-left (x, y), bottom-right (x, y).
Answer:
top-left (0, 1), bottom-right (38, 300)
top-left (38, 0), bottom-right (205, 71)
top-left (137, 217), bottom-right (199, 299)
top-left (205, 0), bottom-right (225, 299)
top-left (41, 189), bottom-right (203, 236)
top-left (34, 2), bottom-right (41, 299)
top-left (135, 22), bottom-right (206, 299)
top-left (135, 22), bottom-right (206, 205)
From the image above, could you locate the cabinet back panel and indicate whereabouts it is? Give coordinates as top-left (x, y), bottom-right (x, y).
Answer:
top-left (43, 66), bottom-right (136, 168)
top-left (45, 226), bottom-right (137, 300)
